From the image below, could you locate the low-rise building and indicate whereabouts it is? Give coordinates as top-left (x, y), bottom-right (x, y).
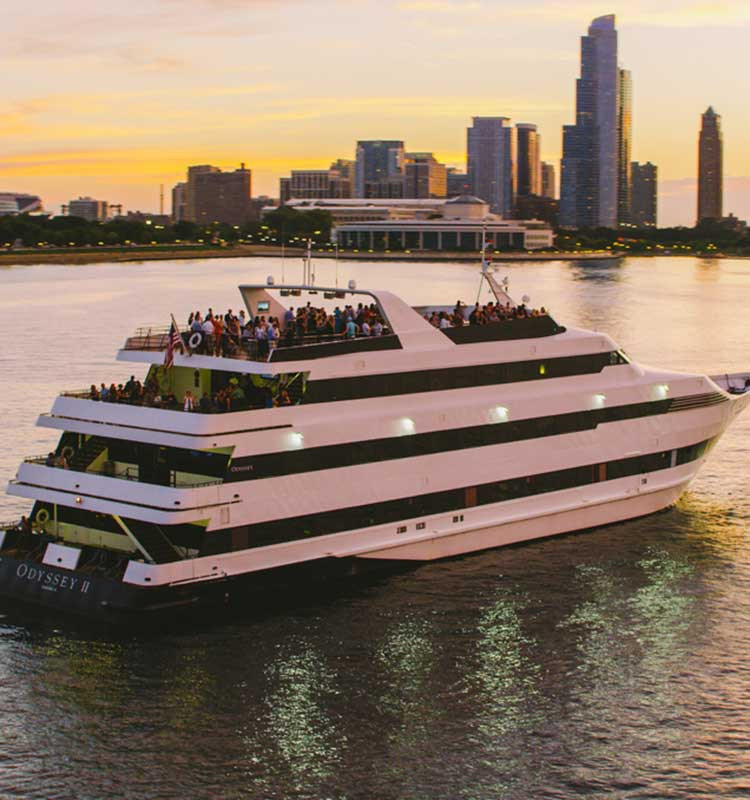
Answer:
top-left (0, 193), bottom-right (43, 215)
top-left (331, 195), bottom-right (554, 251)
top-left (66, 197), bottom-right (108, 221)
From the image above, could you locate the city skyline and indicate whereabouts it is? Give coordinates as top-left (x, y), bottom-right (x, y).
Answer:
top-left (2, 1), bottom-right (749, 226)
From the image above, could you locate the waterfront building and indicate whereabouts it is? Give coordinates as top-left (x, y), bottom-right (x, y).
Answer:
top-left (171, 182), bottom-right (187, 222)
top-left (0, 193), bottom-right (43, 216)
top-left (190, 164), bottom-right (253, 226)
top-left (333, 194), bottom-right (553, 251)
top-left (541, 162), bottom-right (556, 199)
top-left (467, 117), bottom-right (513, 217)
top-left (630, 162), bottom-right (657, 228)
top-left (447, 169), bottom-right (471, 197)
top-left (617, 68), bottom-right (632, 225)
top-left (515, 124), bottom-right (541, 197)
top-left (404, 153), bottom-right (448, 198)
top-left (697, 107), bottom-right (723, 223)
top-left (355, 141), bottom-right (405, 198)
top-left (276, 197), bottom-right (449, 224)
top-left (560, 14), bottom-right (619, 228)
top-left (66, 197), bottom-right (109, 222)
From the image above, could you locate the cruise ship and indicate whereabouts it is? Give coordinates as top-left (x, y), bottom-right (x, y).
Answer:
top-left (1, 273), bottom-right (748, 621)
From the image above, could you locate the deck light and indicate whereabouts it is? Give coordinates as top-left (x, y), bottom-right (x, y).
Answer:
top-left (493, 406), bottom-right (509, 422)
top-left (398, 418), bottom-right (416, 435)
top-left (289, 432), bottom-right (305, 448)
top-left (592, 393), bottom-right (606, 409)
top-left (653, 384), bottom-right (670, 400)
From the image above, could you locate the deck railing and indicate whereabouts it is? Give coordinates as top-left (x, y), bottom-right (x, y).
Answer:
top-left (22, 456), bottom-right (221, 489)
top-left (122, 326), bottom-right (391, 362)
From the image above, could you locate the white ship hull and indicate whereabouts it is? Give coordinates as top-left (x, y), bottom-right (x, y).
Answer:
top-left (2, 280), bottom-right (748, 621)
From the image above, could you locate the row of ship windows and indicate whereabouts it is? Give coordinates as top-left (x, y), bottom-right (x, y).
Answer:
top-left (303, 351), bottom-right (628, 403)
top-left (32, 438), bottom-right (714, 559)
top-left (199, 438), bottom-right (715, 556)
top-left (227, 392), bottom-right (720, 482)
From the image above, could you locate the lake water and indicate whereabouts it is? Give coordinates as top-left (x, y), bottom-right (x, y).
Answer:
top-left (0, 256), bottom-right (749, 799)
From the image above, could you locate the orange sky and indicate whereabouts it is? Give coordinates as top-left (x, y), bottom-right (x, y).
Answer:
top-left (3, 0), bottom-right (749, 225)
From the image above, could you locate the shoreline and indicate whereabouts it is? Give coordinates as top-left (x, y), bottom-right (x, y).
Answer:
top-left (1, 245), bottom-right (746, 268)
top-left (0, 244), bottom-right (623, 267)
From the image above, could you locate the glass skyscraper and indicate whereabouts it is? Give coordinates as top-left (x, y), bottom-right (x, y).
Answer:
top-left (355, 141), bottom-right (405, 199)
top-left (560, 14), bottom-right (619, 228)
top-left (515, 123), bottom-right (541, 197)
top-left (617, 68), bottom-right (632, 225)
top-left (467, 117), bottom-right (513, 217)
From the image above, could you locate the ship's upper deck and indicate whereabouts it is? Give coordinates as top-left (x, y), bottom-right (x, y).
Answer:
top-left (118, 282), bottom-right (570, 376)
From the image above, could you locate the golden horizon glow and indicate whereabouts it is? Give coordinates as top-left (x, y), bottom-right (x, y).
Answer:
top-left (3, 0), bottom-right (749, 224)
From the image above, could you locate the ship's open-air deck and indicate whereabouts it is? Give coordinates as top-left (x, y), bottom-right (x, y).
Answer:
top-left (22, 454), bottom-right (222, 489)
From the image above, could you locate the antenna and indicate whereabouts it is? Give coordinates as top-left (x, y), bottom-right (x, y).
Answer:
top-left (159, 184), bottom-right (164, 216)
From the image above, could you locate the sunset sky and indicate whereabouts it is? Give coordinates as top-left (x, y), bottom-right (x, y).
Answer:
top-left (2, 0), bottom-right (748, 226)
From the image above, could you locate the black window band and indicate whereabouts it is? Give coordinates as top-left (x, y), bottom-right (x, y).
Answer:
top-left (226, 392), bottom-right (725, 482)
top-left (303, 350), bottom-right (628, 404)
top-left (198, 436), bottom-right (717, 555)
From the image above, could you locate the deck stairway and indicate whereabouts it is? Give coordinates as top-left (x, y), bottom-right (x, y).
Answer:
top-left (68, 437), bottom-right (108, 472)
top-left (126, 519), bottom-right (181, 564)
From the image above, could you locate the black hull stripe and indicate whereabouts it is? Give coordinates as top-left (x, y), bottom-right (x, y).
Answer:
top-left (303, 351), bottom-right (628, 404)
top-left (201, 437), bottom-right (717, 555)
top-left (227, 392), bottom-right (726, 482)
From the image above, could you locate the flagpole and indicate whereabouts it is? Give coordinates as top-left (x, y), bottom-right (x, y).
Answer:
top-left (476, 222), bottom-right (488, 304)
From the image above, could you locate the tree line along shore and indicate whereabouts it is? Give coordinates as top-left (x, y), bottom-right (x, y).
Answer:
top-left (2, 206), bottom-right (749, 266)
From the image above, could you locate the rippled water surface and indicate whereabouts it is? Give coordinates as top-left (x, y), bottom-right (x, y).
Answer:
top-left (0, 256), bottom-right (749, 799)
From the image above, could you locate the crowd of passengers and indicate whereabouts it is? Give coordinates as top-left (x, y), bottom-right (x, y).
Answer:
top-left (184, 302), bottom-right (389, 358)
top-left (426, 300), bottom-right (549, 329)
top-left (87, 374), bottom-right (293, 412)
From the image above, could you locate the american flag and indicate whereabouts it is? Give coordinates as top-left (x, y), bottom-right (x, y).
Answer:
top-left (164, 321), bottom-right (182, 368)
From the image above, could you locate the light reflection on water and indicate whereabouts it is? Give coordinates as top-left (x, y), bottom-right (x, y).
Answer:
top-left (0, 256), bottom-right (748, 799)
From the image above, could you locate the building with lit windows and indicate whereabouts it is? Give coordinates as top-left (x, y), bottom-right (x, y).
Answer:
top-left (332, 195), bottom-right (553, 251)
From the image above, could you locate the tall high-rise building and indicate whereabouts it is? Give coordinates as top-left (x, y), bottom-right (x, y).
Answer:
top-left (631, 162), bottom-right (657, 228)
top-left (541, 162), bottom-right (556, 199)
top-left (185, 165), bottom-right (220, 222)
top-left (189, 163), bottom-right (253, 225)
top-left (617, 68), bottom-right (632, 225)
top-left (560, 14), bottom-right (619, 228)
top-left (467, 117), bottom-right (513, 217)
top-left (355, 141), bottom-right (405, 198)
top-left (515, 124), bottom-right (541, 197)
top-left (404, 152), bottom-right (447, 198)
top-left (697, 106), bottom-right (723, 223)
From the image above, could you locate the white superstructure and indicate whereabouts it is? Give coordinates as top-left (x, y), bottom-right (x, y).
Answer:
top-left (2, 278), bottom-right (748, 619)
